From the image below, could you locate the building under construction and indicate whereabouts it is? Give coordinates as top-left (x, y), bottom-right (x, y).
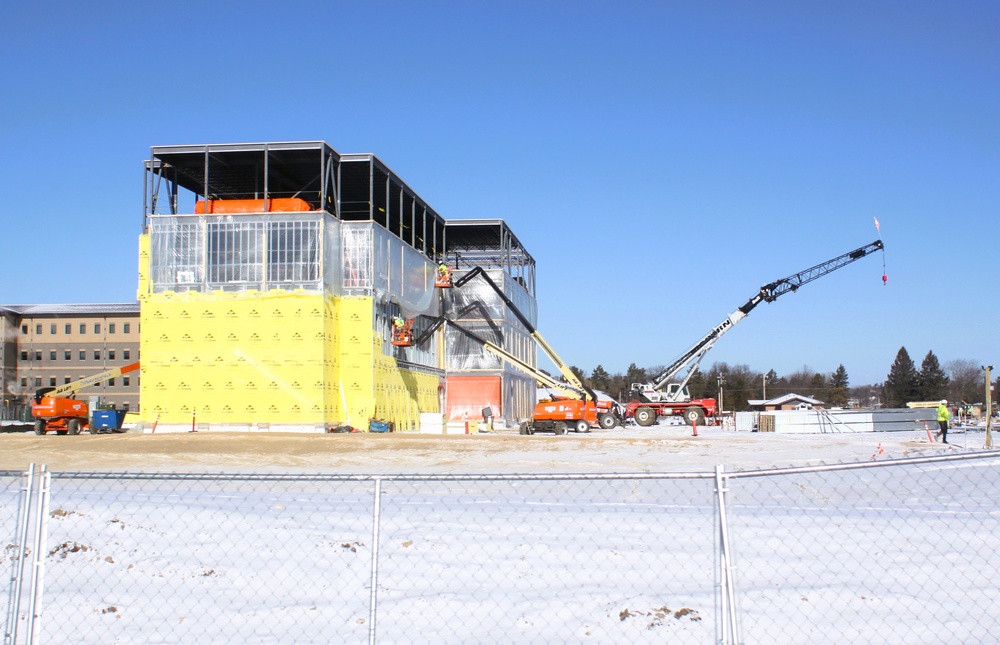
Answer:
top-left (140, 141), bottom-right (537, 432)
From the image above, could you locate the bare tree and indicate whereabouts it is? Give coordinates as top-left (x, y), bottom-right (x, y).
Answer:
top-left (945, 359), bottom-right (982, 404)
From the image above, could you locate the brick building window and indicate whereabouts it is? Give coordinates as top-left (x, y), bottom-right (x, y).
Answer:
top-left (34, 351), bottom-right (41, 361)
top-left (79, 350), bottom-right (85, 360)
top-left (49, 351), bottom-right (56, 361)
top-left (123, 350), bottom-right (130, 360)
top-left (109, 323), bottom-right (116, 333)
top-left (48, 378), bottom-right (55, 387)
top-left (36, 324), bottom-right (42, 334)
top-left (94, 350), bottom-right (100, 360)
top-left (94, 323), bottom-right (101, 334)
top-left (124, 323), bottom-right (131, 333)
top-left (80, 323), bottom-right (86, 334)
top-left (65, 323), bottom-right (71, 334)
top-left (50, 323), bottom-right (56, 334)
top-left (20, 351), bottom-right (27, 361)
top-left (64, 351), bottom-right (71, 360)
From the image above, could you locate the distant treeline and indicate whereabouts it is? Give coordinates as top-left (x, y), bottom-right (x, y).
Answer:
top-left (568, 347), bottom-right (992, 411)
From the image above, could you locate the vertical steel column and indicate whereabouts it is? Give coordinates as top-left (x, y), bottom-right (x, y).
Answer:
top-left (20, 466), bottom-right (49, 645)
top-left (3, 465), bottom-right (35, 645)
top-left (367, 477), bottom-right (383, 645)
top-left (714, 465), bottom-right (742, 645)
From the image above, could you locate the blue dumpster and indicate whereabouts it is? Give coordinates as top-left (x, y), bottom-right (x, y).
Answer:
top-left (92, 409), bottom-right (128, 432)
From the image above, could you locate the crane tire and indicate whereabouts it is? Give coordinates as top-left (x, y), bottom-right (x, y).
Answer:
top-left (598, 412), bottom-right (617, 429)
top-left (683, 407), bottom-right (706, 426)
top-left (573, 420), bottom-right (590, 433)
top-left (67, 419), bottom-right (81, 435)
top-left (519, 422), bottom-right (534, 435)
top-left (33, 419), bottom-right (46, 435)
top-left (553, 422), bottom-right (568, 435)
top-left (634, 407), bottom-right (657, 427)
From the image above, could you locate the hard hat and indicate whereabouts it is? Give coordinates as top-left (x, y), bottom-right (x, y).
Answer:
top-left (941, 399), bottom-right (947, 405)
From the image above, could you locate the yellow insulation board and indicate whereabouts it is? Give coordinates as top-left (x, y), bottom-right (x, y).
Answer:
top-left (139, 291), bottom-right (331, 425)
top-left (138, 288), bottom-right (440, 430)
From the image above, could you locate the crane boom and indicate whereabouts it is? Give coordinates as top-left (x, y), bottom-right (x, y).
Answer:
top-left (642, 239), bottom-right (884, 396)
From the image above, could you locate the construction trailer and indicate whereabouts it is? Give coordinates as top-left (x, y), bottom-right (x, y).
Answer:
top-left (140, 141), bottom-right (538, 432)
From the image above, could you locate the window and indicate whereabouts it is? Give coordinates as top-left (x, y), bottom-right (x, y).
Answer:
top-left (124, 323), bottom-right (131, 333)
top-left (80, 323), bottom-right (86, 334)
top-left (79, 350), bottom-right (85, 360)
top-left (65, 323), bottom-right (71, 334)
top-left (48, 378), bottom-right (56, 387)
top-left (123, 350), bottom-right (130, 360)
top-left (94, 350), bottom-right (100, 360)
top-left (20, 378), bottom-right (26, 387)
top-left (108, 379), bottom-right (115, 387)
top-left (109, 350), bottom-right (116, 360)
top-left (109, 323), bottom-right (116, 333)
top-left (123, 376), bottom-right (130, 386)
top-left (34, 378), bottom-right (41, 387)
top-left (123, 403), bottom-right (130, 411)
top-left (21, 325), bottom-right (27, 334)
top-left (49, 351), bottom-right (56, 361)
top-left (64, 377), bottom-right (71, 384)
top-left (49, 323), bottom-right (56, 334)
top-left (34, 351), bottom-right (41, 361)
top-left (64, 350), bottom-right (71, 360)
top-left (20, 351), bottom-right (27, 361)
top-left (94, 323), bottom-right (101, 334)
top-left (36, 324), bottom-right (42, 334)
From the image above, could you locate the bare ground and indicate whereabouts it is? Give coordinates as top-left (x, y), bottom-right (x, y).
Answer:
top-left (0, 425), bottom-right (942, 473)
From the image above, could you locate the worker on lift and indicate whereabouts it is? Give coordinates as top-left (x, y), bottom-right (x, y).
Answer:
top-left (391, 316), bottom-right (414, 346)
top-left (435, 262), bottom-right (452, 288)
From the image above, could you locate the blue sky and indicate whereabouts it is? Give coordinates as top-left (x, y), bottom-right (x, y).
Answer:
top-left (2, 1), bottom-right (997, 386)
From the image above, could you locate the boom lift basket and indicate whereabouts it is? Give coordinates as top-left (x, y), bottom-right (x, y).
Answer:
top-left (391, 319), bottom-right (415, 347)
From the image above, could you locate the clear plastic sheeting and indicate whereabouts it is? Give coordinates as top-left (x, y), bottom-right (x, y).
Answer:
top-left (445, 322), bottom-right (505, 371)
top-left (445, 269), bottom-right (537, 331)
top-left (344, 222), bottom-right (437, 317)
top-left (149, 214), bottom-right (327, 293)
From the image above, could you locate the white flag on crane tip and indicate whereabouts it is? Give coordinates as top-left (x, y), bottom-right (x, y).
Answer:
top-left (873, 216), bottom-right (880, 232)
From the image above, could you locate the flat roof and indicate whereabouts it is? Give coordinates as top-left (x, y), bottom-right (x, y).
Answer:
top-left (0, 303), bottom-right (140, 316)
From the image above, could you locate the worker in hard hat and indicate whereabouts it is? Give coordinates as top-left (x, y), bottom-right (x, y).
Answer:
top-left (935, 399), bottom-right (951, 444)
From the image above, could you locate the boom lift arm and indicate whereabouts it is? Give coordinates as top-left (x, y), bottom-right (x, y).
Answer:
top-left (640, 239), bottom-right (885, 397)
top-left (453, 267), bottom-right (594, 401)
top-left (445, 319), bottom-right (592, 402)
top-left (33, 361), bottom-right (141, 403)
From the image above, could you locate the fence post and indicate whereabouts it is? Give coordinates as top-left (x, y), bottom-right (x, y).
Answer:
top-left (25, 466), bottom-right (50, 645)
top-left (4, 465), bottom-right (35, 645)
top-left (368, 477), bottom-right (383, 645)
top-left (714, 465), bottom-right (742, 645)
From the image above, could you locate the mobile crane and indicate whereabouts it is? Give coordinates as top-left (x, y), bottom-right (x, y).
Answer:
top-left (627, 239), bottom-right (885, 427)
top-left (31, 362), bottom-right (140, 435)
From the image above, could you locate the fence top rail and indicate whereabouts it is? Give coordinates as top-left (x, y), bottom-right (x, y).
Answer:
top-left (41, 471), bottom-right (718, 483)
top-left (723, 449), bottom-right (1000, 479)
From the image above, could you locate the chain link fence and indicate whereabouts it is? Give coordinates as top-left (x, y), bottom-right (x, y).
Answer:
top-left (1, 452), bottom-right (998, 644)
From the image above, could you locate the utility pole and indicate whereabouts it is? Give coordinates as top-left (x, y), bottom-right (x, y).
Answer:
top-left (717, 374), bottom-right (726, 415)
top-left (762, 374), bottom-right (767, 401)
top-left (984, 365), bottom-right (993, 449)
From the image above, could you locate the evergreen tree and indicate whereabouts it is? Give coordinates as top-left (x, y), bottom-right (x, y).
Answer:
top-left (589, 365), bottom-right (611, 393)
top-left (916, 351), bottom-right (949, 401)
top-left (828, 364), bottom-right (849, 407)
top-left (883, 347), bottom-right (919, 408)
top-left (809, 372), bottom-right (828, 402)
top-left (625, 363), bottom-right (647, 387)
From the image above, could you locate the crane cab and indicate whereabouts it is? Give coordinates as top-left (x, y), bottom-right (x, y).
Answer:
top-left (391, 319), bottom-right (415, 347)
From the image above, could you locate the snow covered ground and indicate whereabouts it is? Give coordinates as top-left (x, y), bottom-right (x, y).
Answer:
top-left (0, 424), bottom-right (997, 643)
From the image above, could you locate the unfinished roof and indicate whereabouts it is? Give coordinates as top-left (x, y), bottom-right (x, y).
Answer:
top-left (148, 141), bottom-right (338, 209)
